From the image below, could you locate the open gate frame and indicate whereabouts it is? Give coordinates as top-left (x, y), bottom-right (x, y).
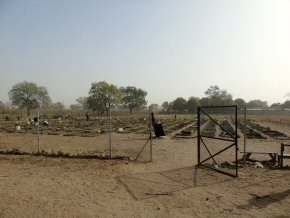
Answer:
top-left (197, 106), bottom-right (238, 177)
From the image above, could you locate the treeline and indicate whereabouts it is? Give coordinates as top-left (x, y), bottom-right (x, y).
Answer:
top-left (160, 85), bottom-right (290, 113)
top-left (70, 81), bottom-right (147, 115)
top-left (1, 82), bottom-right (290, 116)
top-left (2, 81), bottom-right (147, 115)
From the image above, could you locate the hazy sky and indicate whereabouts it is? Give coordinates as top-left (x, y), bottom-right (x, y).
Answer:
top-left (1, 0), bottom-right (290, 106)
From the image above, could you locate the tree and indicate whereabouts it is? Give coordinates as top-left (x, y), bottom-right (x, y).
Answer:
top-left (0, 101), bottom-right (4, 113)
top-left (8, 81), bottom-right (51, 115)
top-left (87, 96), bottom-right (105, 114)
top-left (187, 97), bottom-right (200, 113)
top-left (205, 85), bottom-right (221, 98)
top-left (205, 85), bottom-right (233, 105)
top-left (270, 103), bottom-right (282, 109)
top-left (199, 97), bottom-right (210, 107)
top-left (75, 96), bottom-right (89, 109)
top-left (282, 100), bottom-right (290, 109)
top-left (167, 102), bottom-right (173, 113)
top-left (120, 86), bottom-right (147, 114)
top-left (162, 101), bottom-right (169, 111)
top-left (0, 101), bottom-right (13, 112)
top-left (247, 100), bottom-right (268, 108)
top-left (51, 102), bottom-right (65, 110)
top-left (88, 81), bottom-right (122, 115)
top-left (172, 97), bottom-right (187, 113)
top-left (70, 104), bottom-right (81, 110)
top-left (150, 103), bottom-right (159, 110)
top-left (234, 98), bottom-right (246, 109)
top-left (70, 97), bottom-right (89, 110)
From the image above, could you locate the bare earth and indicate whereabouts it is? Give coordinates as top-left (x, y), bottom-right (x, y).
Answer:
top-left (0, 136), bottom-right (290, 218)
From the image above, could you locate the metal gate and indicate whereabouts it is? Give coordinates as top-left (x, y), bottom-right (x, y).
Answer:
top-left (197, 106), bottom-right (238, 177)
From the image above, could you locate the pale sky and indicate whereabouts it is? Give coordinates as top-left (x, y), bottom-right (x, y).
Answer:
top-left (0, 0), bottom-right (290, 106)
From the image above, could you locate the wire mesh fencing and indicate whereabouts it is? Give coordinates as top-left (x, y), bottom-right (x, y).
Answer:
top-left (0, 107), bottom-right (153, 161)
top-left (111, 108), bottom-right (152, 161)
top-left (240, 108), bottom-right (290, 165)
top-left (0, 108), bottom-right (39, 154)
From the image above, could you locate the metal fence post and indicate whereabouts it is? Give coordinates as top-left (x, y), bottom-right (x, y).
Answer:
top-left (109, 105), bottom-right (112, 158)
top-left (37, 107), bottom-right (40, 153)
top-left (243, 106), bottom-right (247, 165)
top-left (197, 107), bottom-right (200, 166)
top-left (235, 106), bottom-right (238, 177)
top-left (149, 106), bottom-right (153, 162)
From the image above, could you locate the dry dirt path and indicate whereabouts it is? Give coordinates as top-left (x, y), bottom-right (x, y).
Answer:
top-left (1, 138), bottom-right (290, 217)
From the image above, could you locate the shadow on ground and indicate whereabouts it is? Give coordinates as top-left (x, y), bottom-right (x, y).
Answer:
top-left (116, 166), bottom-right (232, 200)
top-left (237, 189), bottom-right (290, 209)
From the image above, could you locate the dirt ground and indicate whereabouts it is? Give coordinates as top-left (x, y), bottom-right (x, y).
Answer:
top-left (1, 137), bottom-right (290, 218)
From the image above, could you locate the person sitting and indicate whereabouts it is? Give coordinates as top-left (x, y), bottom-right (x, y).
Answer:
top-left (34, 117), bottom-right (39, 126)
top-left (155, 121), bottom-right (166, 138)
top-left (151, 112), bottom-right (166, 138)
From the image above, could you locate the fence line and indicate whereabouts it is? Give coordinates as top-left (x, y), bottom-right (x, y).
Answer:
top-left (0, 107), bottom-right (153, 162)
top-left (239, 107), bottom-right (290, 165)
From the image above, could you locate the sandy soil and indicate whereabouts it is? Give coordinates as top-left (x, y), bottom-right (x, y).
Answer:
top-left (1, 136), bottom-right (290, 218)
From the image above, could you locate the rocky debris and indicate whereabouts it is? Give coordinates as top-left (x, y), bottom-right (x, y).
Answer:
top-left (254, 162), bottom-right (264, 168)
top-left (118, 128), bottom-right (124, 132)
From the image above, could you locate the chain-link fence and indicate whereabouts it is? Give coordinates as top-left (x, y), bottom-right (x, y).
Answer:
top-left (239, 108), bottom-right (290, 166)
top-left (111, 108), bottom-right (152, 161)
top-left (0, 107), bottom-right (153, 162)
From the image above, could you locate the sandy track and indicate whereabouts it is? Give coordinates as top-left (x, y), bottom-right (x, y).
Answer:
top-left (1, 136), bottom-right (290, 217)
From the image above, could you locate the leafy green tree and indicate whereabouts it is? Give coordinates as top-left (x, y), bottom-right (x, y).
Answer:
top-left (88, 81), bottom-right (122, 115)
top-left (162, 101), bottom-right (169, 111)
top-left (120, 86), bottom-right (147, 114)
top-left (76, 96), bottom-right (89, 109)
top-left (8, 81), bottom-right (51, 115)
top-left (247, 100), bottom-right (268, 108)
top-left (270, 103), bottom-right (282, 109)
top-left (282, 100), bottom-right (290, 109)
top-left (167, 102), bottom-right (173, 113)
top-left (0, 101), bottom-right (12, 112)
top-left (205, 85), bottom-right (233, 105)
top-left (87, 96), bottom-right (105, 114)
top-left (0, 101), bottom-right (4, 113)
top-left (205, 85), bottom-right (221, 98)
top-left (70, 104), bottom-right (81, 110)
top-left (187, 97), bottom-right (200, 113)
top-left (172, 97), bottom-right (187, 113)
top-left (199, 97), bottom-right (210, 106)
top-left (150, 103), bottom-right (159, 110)
top-left (51, 102), bottom-right (65, 110)
top-left (70, 97), bottom-right (88, 110)
top-left (222, 97), bottom-right (234, 105)
top-left (234, 98), bottom-right (246, 109)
